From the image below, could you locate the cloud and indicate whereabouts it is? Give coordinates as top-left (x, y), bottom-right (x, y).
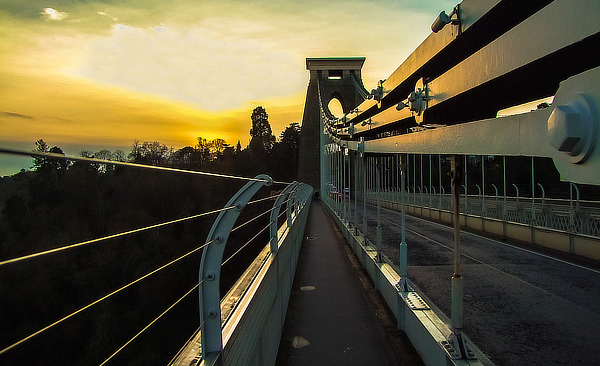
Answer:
top-left (74, 23), bottom-right (306, 111)
top-left (41, 8), bottom-right (68, 21)
top-left (1, 112), bottom-right (34, 119)
top-left (97, 11), bottom-right (118, 22)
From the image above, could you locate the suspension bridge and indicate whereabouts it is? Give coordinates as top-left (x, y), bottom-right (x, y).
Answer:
top-left (2, 0), bottom-right (600, 365)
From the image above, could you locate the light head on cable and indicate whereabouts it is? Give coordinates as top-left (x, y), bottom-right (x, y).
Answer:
top-left (431, 5), bottom-right (460, 33)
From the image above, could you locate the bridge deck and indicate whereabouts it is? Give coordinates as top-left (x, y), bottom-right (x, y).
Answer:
top-left (275, 201), bottom-right (421, 365)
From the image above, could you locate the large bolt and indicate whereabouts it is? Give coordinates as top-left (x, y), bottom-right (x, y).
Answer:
top-left (547, 93), bottom-right (596, 164)
top-left (547, 105), bottom-right (583, 155)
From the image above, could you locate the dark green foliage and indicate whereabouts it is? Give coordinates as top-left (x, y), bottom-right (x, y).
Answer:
top-left (0, 113), bottom-right (301, 364)
top-left (249, 106), bottom-right (275, 155)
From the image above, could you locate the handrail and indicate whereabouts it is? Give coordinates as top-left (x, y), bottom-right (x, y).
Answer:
top-left (197, 177), bottom-right (313, 364)
top-left (198, 174), bottom-right (273, 364)
top-left (269, 182), bottom-right (298, 253)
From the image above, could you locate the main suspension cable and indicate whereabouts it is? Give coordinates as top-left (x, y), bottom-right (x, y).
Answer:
top-left (230, 197), bottom-right (291, 234)
top-left (0, 147), bottom-right (292, 185)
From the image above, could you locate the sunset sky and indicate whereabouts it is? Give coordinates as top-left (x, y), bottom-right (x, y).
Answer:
top-left (0, 0), bottom-right (454, 175)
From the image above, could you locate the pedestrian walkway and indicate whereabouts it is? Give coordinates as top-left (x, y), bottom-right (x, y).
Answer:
top-left (275, 202), bottom-right (420, 365)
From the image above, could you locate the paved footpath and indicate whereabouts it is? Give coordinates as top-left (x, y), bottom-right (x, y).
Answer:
top-left (276, 202), bottom-right (421, 366)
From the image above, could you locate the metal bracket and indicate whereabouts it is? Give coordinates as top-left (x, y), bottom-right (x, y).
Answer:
top-left (441, 332), bottom-right (477, 360)
top-left (396, 78), bottom-right (429, 124)
top-left (371, 79), bottom-right (388, 108)
top-left (269, 182), bottom-right (298, 254)
top-left (394, 278), bottom-right (412, 293)
top-left (358, 137), bottom-right (365, 158)
top-left (412, 78), bottom-right (429, 124)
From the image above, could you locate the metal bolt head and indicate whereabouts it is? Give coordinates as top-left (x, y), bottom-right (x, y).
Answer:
top-left (548, 105), bottom-right (583, 155)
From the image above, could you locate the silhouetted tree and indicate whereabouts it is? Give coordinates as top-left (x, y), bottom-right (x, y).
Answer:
top-left (277, 122), bottom-right (301, 179)
top-left (112, 150), bottom-right (126, 162)
top-left (208, 138), bottom-right (227, 155)
top-left (249, 106), bottom-right (275, 154)
top-left (280, 122), bottom-right (301, 150)
top-left (129, 140), bottom-right (173, 166)
top-left (32, 139), bottom-right (68, 173)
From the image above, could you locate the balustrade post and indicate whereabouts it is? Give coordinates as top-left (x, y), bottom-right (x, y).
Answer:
top-left (464, 155), bottom-right (468, 214)
top-left (503, 156), bottom-right (507, 220)
top-left (363, 152), bottom-right (368, 240)
top-left (439, 154), bottom-right (443, 209)
top-left (450, 155), bottom-right (467, 356)
top-left (339, 148), bottom-right (343, 218)
top-left (570, 183), bottom-right (580, 231)
top-left (420, 154), bottom-right (424, 206)
top-left (376, 158), bottom-right (383, 262)
top-left (481, 155), bottom-right (486, 216)
top-left (342, 148), bottom-right (347, 221)
top-left (396, 154), bottom-right (400, 204)
top-left (475, 184), bottom-right (482, 216)
top-left (531, 157), bottom-right (536, 224)
top-left (398, 154), bottom-right (408, 290)
top-left (346, 148), bottom-right (350, 221)
top-left (537, 183), bottom-right (547, 227)
top-left (348, 149), bottom-right (352, 225)
top-left (492, 183), bottom-right (499, 218)
top-left (413, 154), bottom-right (416, 206)
top-left (429, 154), bottom-right (433, 208)
top-left (354, 152), bottom-right (358, 231)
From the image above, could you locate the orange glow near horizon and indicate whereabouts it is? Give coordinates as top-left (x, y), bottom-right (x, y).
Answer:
top-left (0, 70), bottom-right (304, 154)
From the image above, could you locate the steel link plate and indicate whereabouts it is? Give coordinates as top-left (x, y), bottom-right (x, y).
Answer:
top-left (401, 291), bottom-right (430, 310)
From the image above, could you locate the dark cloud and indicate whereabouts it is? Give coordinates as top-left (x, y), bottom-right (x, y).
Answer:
top-left (1, 111), bottom-right (34, 119)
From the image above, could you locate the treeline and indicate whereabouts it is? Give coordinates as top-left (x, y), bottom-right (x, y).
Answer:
top-left (0, 107), bottom-right (300, 365)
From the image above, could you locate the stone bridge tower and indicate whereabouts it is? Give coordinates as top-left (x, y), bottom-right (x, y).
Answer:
top-left (298, 57), bottom-right (367, 191)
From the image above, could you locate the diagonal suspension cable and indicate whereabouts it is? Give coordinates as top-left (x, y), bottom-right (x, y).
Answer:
top-left (230, 197), bottom-right (291, 234)
top-left (223, 197), bottom-right (292, 267)
top-left (0, 239), bottom-right (216, 356)
top-left (0, 147), bottom-right (292, 185)
top-left (99, 280), bottom-right (203, 365)
top-left (222, 216), bottom-right (278, 268)
top-left (0, 206), bottom-right (236, 266)
top-left (246, 194), bottom-right (278, 206)
top-left (230, 207), bottom-right (273, 234)
top-left (0, 187), bottom-right (296, 267)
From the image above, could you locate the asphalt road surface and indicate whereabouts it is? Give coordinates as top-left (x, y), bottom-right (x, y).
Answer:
top-left (349, 202), bottom-right (600, 366)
